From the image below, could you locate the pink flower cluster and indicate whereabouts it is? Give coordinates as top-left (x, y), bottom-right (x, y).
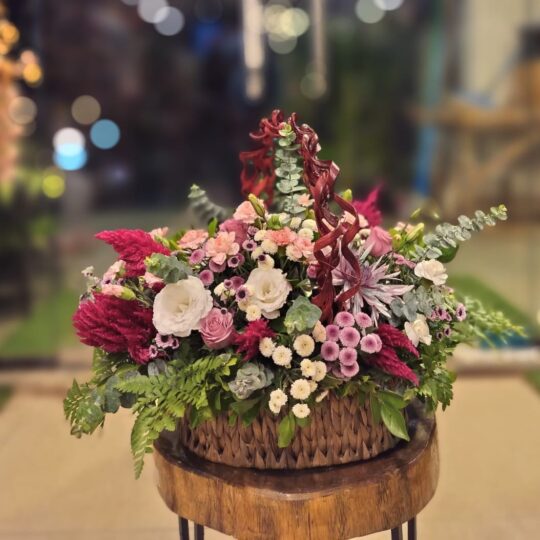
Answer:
top-left (320, 311), bottom-right (382, 378)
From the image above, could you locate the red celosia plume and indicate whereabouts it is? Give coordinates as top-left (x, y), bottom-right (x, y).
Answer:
top-left (95, 229), bottom-right (170, 277)
top-left (73, 294), bottom-right (155, 364)
top-left (377, 324), bottom-right (419, 358)
top-left (351, 186), bottom-right (383, 227)
top-left (234, 319), bottom-right (276, 361)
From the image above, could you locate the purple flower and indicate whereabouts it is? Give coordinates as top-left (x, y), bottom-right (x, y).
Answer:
top-left (339, 347), bottom-right (358, 366)
top-left (340, 361), bottom-right (359, 378)
top-left (199, 308), bottom-right (236, 350)
top-left (224, 279), bottom-right (233, 289)
top-left (332, 365), bottom-right (347, 378)
top-left (228, 253), bottom-right (245, 268)
top-left (189, 249), bottom-right (206, 265)
top-left (307, 264), bottom-right (318, 279)
top-left (455, 303), bottom-right (467, 321)
top-left (199, 269), bottom-right (214, 287)
top-left (236, 286), bottom-right (249, 301)
top-left (155, 334), bottom-right (175, 348)
top-left (335, 311), bottom-right (355, 327)
top-left (321, 341), bottom-right (340, 362)
top-left (339, 327), bottom-right (361, 348)
top-left (242, 239), bottom-right (257, 251)
top-left (444, 327), bottom-right (452, 337)
top-left (325, 324), bottom-right (340, 342)
top-left (149, 345), bottom-right (158, 358)
top-left (209, 260), bottom-right (226, 273)
top-left (247, 226), bottom-right (259, 237)
top-left (171, 337), bottom-right (180, 349)
top-left (360, 334), bottom-right (383, 354)
top-left (231, 276), bottom-right (245, 290)
top-left (436, 331), bottom-right (444, 340)
top-left (355, 312), bottom-right (372, 329)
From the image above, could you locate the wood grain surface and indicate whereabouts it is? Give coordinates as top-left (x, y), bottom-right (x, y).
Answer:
top-left (154, 402), bottom-right (439, 540)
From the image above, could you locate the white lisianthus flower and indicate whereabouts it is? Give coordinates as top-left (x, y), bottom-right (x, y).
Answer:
top-left (312, 361), bottom-right (327, 382)
top-left (312, 321), bottom-right (326, 343)
top-left (292, 403), bottom-right (310, 419)
top-left (294, 335), bottom-right (315, 357)
top-left (404, 315), bottom-right (432, 347)
top-left (245, 267), bottom-right (291, 319)
top-left (272, 345), bottom-right (292, 366)
top-left (414, 259), bottom-right (448, 286)
top-left (246, 304), bottom-right (262, 322)
top-left (259, 337), bottom-right (276, 357)
top-left (300, 358), bottom-right (316, 378)
top-left (153, 276), bottom-right (213, 337)
top-left (290, 379), bottom-right (312, 400)
top-left (261, 239), bottom-right (278, 254)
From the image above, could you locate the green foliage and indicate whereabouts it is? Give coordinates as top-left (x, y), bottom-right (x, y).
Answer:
top-left (454, 296), bottom-right (525, 346)
top-left (414, 205), bottom-right (507, 260)
top-left (116, 353), bottom-right (238, 477)
top-left (277, 412), bottom-right (296, 447)
top-left (371, 390), bottom-right (409, 441)
top-left (188, 184), bottom-right (230, 223)
top-left (284, 296), bottom-right (322, 334)
top-left (145, 253), bottom-right (192, 283)
top-left (64, 380), bottom-right (105, 437)
top-left (274, 123), bottom-right (307, 216)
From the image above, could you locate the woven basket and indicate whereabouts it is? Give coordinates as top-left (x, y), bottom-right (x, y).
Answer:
top-left (176, 392), bottom-right (399, 469)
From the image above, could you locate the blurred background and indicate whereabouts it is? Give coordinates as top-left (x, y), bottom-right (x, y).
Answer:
top-left (0, 0), bottom-right (539, 539)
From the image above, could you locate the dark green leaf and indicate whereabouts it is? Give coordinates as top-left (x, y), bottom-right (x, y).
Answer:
top-left (380, 403), bottom-right (410, 441)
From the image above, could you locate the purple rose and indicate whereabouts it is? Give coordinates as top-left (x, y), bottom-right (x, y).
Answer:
top-left (219, 219), bottom-right (249, 246)
top-left (199, 308), bottom-right (236, 350)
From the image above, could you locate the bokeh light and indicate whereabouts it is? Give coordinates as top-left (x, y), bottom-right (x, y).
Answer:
top-left (300, 72), bottom-right (327, 100)
top-left (268, 34), bottom-right (297, 55)
top-left (154, 7), bottom-right (185, 36)
top-left (42, 174), bottom-right (65, 198)
top-left (22, 63), bottom-right (43, 86)
top-left (355, 0), bottom-right (385, 24)
top-left (53, 146), bottom-right (88, 171)
top-left (138, 0), bottom-right (169, 23)
top-left (8, 96), bottom-right (37, 125)
top-left (264, 5), bottom-right (310, 40)
top-left (90, 119), bottom-right (121, 149)
top-left (120, 0), bottom-right (139, 5)
top-left (374, 0), bottom-right (405, 10)
top-left (53, 127), bottom-right (85, 151)
top-left (72, 95), bottom-right (101, 125)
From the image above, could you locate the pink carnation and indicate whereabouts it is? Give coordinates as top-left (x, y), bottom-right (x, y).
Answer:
top-left (199, 308), bottom-right (236, 350)
top-left (205, 231), bottom-right (240, 265)
top-left (233, 201), bottom-right (259, 224)
top-left (179, 229), bottom-right (208, 250)
top-left (100, 284), bottom-right (125, 298)
top-left (219, 219), bottom-right (249, 246)
top-left (189, 249), bottom-right (206, 265)
top-left (267, 227), bottom-right (297, 246)
top-left (365, 226), bottom-right (392, 257)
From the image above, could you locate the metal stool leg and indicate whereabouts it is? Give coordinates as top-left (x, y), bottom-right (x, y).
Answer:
top-left (178, 517), bottom-right (189, 540)
top-left (391, 524), bottom-right (403, 540)
top-left (194, 523), bottom-right (205, 540)
top-left (408, 517), bottom-right (417, 540)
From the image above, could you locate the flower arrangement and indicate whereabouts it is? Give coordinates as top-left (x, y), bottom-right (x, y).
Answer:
top-left (65, 111), bottom-right (521, 477)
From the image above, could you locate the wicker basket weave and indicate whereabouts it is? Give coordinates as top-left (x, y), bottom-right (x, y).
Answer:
top-left (177, 393), bottom-right (399, 469)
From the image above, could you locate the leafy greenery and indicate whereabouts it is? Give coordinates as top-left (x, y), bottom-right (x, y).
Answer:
top-left (188, 184), bottom-right (230, 223)
top-left (277, 412), bottom-right (296, 447)
top-left (284, 296), bottom-right (322, 334)
top-left (145, 253), bottom-right (192, 283)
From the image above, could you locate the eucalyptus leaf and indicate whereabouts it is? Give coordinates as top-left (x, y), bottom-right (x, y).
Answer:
top-left (284, 296), bottom-right (322, 334)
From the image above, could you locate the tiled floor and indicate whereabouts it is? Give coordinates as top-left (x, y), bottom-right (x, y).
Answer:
top-left (1, 376), bottom-right (539, 539)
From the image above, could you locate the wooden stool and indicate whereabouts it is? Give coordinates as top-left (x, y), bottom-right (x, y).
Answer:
top-left (154, 402), bottom-right (439, 540)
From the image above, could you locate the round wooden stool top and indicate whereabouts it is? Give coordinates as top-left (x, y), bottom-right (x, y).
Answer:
top-left (154, 402), bottom-right (439, 540)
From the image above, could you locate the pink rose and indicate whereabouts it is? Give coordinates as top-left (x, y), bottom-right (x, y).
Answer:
top-left (267, 227), bottom-right (297, 246)
top-left (219, 219), bottom-right (249, 245)
top-left (199, 308), bottom-right (236, 349)
top-left (205, 231), bottom-right (240, 265)
top-left (365, 226), bottom-right (392, 257)
top-left (179, 229), bottom-right (208, 250)
top-left (233, 201), bottom-right (259, 224)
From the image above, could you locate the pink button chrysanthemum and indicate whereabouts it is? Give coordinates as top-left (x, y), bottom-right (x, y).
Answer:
top-left (339, 326), bottom-right (361, 348)
top-left (340, 361), bottom-right (360, 378)
top-left (325, 324), bottom-right (340, 342)
top-left (360, 334), bottom-right (383, 354)
top-left (334, 311), bottom-right (355, 327)
top-left (355, 312), bottom-right (372, 329)
top-left (339, 347), bottom-right (358, 366)
top-left (321, 341), bottom-right (340, 362)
